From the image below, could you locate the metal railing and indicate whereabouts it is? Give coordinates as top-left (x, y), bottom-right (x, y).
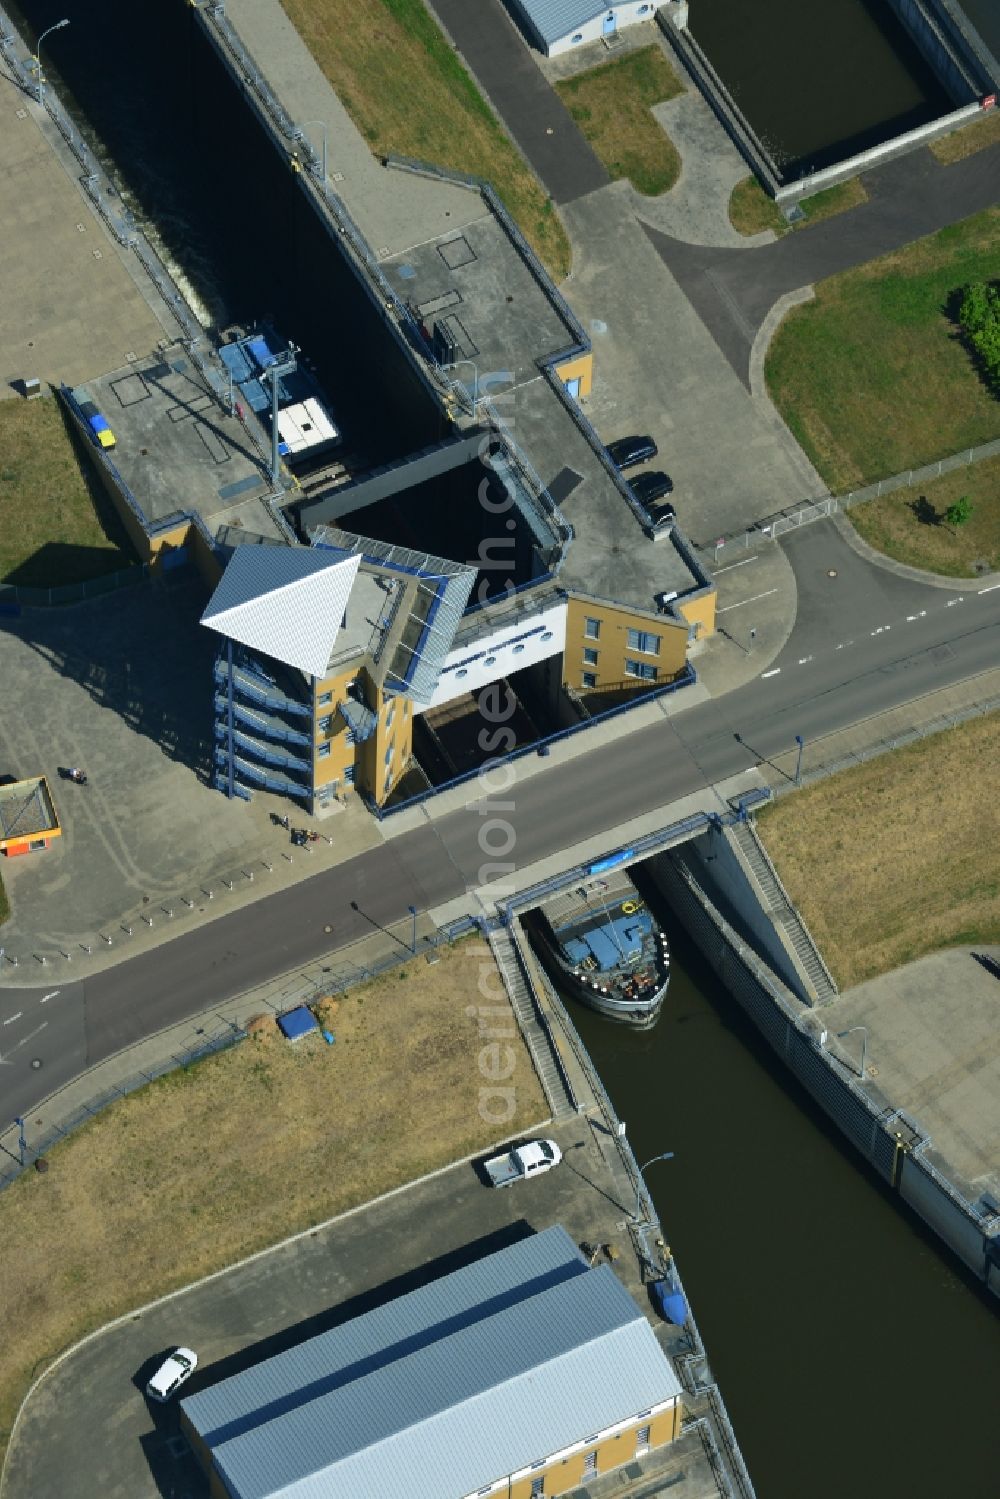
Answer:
top-left (0, 565), bottom-right (147, 609)
top-left (0, 1025), bottom-right (245, 1193)
top-left (701, 436), bottom-right (1000, 565)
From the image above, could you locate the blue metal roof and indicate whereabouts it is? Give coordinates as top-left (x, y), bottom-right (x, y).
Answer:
top-left (182, 1226), bottom-right (680, 1499)
top-left (512, 0), bottom-right (616, 46)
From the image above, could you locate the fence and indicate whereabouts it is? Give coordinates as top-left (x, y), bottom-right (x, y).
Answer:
top-left (702, 437), bottom-right (1000, 566)
top-left (0, 1025), bottom-right (245, 1193)
top-left (771, 686), bottom-right (1000, 797)
top-left (0, 564), bottom-right (147, 610)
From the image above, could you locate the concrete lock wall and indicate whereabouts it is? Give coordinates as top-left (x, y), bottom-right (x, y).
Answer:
top-left (888, 0), bottom-right (990, 100)
top-left (671, 835), bottom-right (815, 1004)
top-left (650, 854), bottom-right (997, 1285)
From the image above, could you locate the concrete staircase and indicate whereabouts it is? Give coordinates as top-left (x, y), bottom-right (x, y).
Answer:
top-left (729, 822), bottom-right (838, 1005)
top-left (489, 927), bottom-right (577, 1119)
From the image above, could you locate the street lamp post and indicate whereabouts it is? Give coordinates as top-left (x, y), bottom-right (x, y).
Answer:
top-left (794, 734), bottom-right (804, 786)
top-left (301, 119), bottom-right (328, 183)
top-left (408, 904), bottom-right (417, 955)
top-left (14, 1116), bottom-right (27, 1168)
top-left (837, 1025), bottom-right (868, 1081)
top-left (635, 1150), bottom-right (675, 1223)
top-left (35, 18), bottom-right (70, 106)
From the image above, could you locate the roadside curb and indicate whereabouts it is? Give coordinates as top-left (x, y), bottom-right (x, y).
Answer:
top-left (0, 1117), bottom-right (551, 1496)
top-left (830, 508), bottom-right (1000, 591)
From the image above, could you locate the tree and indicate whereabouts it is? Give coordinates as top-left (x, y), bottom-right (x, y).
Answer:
top-left (958, 282), bottom-right (1000, 393)
top-left (944, 495), bottom-right (973, 528)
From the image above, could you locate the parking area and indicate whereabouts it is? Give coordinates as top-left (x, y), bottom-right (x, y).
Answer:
top-left (0, 578), bottom-right (379, 958)
top-left (3, 1115), bottom-right (709, 1499)
top-left (561, 179), bottom-right (826, 545)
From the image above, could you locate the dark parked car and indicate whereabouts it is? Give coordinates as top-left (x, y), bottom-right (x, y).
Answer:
top-left (629, 470), bottom-right (674, 504)
top-left (647, 501), bottom-right (676, 531)
top-left (606, 434), bottom-right (658, 471)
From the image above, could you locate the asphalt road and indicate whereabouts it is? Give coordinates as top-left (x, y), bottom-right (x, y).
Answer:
top-left (3, 523), bottom-right (999, 1122)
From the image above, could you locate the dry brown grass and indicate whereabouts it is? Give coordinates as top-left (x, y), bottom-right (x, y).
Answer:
top-left (0, 940), bottom-right (547, 1461)
top-left (555, 46), bottom-right (683, 196)
top-left (847, 454), bottom-right (1000, 576)
top-left (729, 176), bottom-right (868, 238)
top-left (756, 716), bottom-right (1000, 989)
top-left (931, 109), bottom-right (1000, 164)
top-left (277, 0), bottom-right (570, 279)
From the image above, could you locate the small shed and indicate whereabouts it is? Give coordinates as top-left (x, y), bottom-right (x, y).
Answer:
top-left (508, 0), bottom-right (660, 57)
top-left (277, 1005), bottom-right (319, 1041)
top-left (0, 776), bottom-right (62, 857)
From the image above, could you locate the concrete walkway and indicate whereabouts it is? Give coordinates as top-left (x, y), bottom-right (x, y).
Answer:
top-left (427, 0), bottom-right (608, 206)
top-left (645, 140), bottom-right (1000, 385)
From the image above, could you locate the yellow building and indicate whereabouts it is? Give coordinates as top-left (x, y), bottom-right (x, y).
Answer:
top-left (0, 775), bottom-right (61, 858)
top-left (181, 1225), bottom-right (684, 1499)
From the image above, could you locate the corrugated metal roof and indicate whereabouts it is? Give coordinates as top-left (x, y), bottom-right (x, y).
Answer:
top-left (512, 0), bottom-right (614, 46)
top-left (201, 546), bottom-right (360, 679)
top-left (182, 1226), bottom-right (681, 1499)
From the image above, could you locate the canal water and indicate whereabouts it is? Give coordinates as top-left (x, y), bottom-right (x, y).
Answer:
top-left (688, 0), bottom-right (956, 177)
top-left (9, 0), bottom-right (999, 1491)
top-left (570, 905), bottom-right (1000, 1499)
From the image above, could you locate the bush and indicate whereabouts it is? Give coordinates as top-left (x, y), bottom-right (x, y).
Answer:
top-left (959, 281), bottom-right (1000, 392)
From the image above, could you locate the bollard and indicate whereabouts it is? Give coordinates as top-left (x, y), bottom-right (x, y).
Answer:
top-left (182, 896), bottom-right (194, 908)
top-left (36, 954), bottom-right (46, 965)
top-left (243, 869), bottom-right (254, 881)
top-left (202, 889), bottom-right (213, 900)
top-left (141, 914), bottom-right (153, 927)
top-left (223, 878), bottom-right (234, 891)
top-left (162, 907), bottom-right (173, 918)
top-left (81, 944), bottom-right (92, 954)
top-left (122, 924), bottom-right (132, 936)
top-left (262, 861), bottom-right (273, 872)
top-left (102, 934), bottom-right (112, 946)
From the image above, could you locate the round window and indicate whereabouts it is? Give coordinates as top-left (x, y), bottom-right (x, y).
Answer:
top-left (455, 668), bottom-right (468, 679)
top-left (541, 631), bottom-right (553, 642)
top-left (512, 643), bottom-right (525, 654)
top-left (484, 655), bottom-right (497, 667)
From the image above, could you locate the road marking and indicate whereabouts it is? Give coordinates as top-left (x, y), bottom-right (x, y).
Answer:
top-left (715, 556), bottom-right (759, 575)
top-left (835, 641), bottom-right (854, 650)
top-left (946, 597), bottom-right (964, 607)
top-left (798, 656), bottom-right (813, 665)
top-left (871, 626), bottom-right (890, 635)
top-left (0, 1019), bottom-right (47, 1063)
top-left (717, 588), bottom-right (778, 614)
top-left (39, 990), bottom-right (61, 1005)
top-left (978, 583), bottom-right (1000, 594)
top-left (761, 668), bottom-right (781, 678)
top-left (2, 1012), bottom-right (23, 1026)
top-left (905, 612), bottom-right (927, 621)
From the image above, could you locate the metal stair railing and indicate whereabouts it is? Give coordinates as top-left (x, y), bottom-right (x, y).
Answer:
top-left (487, 927), bottom-right (576, 1119)
top-left (730, 822), bottom-right (838, 1001)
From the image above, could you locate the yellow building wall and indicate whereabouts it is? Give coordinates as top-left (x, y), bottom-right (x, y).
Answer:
top-left (507, 1404), bottom-right (683, 1497)
top-left (312, 665), bottom-right (365, 797)
top-left (679, 589), bottom-right (716, 641)
top-left (364, 687), bottom-right (414, 806)
top-left (554, 351), bottom-right (593, 399)
top-left (564, 596), bottom-right (688, 692)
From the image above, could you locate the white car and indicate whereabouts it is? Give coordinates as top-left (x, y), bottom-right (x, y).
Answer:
top-left (146, 1347), bottom-right (198, 1402)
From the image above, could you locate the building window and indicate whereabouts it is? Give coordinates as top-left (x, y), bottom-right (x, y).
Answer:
top-left (456, 668), bottom-right (468, 679)
top-left (583, 647), bottom-right (599, 666)
top-left (318, 743), bottom-right (331, 759)
top-left (636, 1424), bottom-right (651, 1453)
top-left (318, 713), bottom-right (333, 733)
top-left (344, 766), bottom-right (355, 785)
top-left (386, 702), bottom-right (395, 728)
top-left (484, 655), bottom-right (497, 667)
top-left (540, 630), bottom-right (553, 641)
top-left (625, 658), bottom-right (657, 681)
top-left (317, 690), bottom-right (332, 706)
top-left (530, 1478), bottom-right (545, 1498)
top-left (512, 643), bottom-right (525, 654)
top-left (582, 671), bottom-right (597, 689)
top-left (572, 31), bottom-right (583, 42)
top-left (345, 728), bottom-right (356, 746)
top-left (638, 2), bottom-right (651, 11)
top-left (626, 628), bottom-right (660, 655)
top-left (384, 745), bottom-right (393, 765)
top-left (583, 616), bottom-right (601, 640)
top-left (583, 1452), bottom-right (598, 1476)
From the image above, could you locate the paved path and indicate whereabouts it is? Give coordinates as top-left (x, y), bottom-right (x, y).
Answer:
top-left (645, 141), bottom-right (1000, 385)
top-left (428, 0), bottom-right (608, 205)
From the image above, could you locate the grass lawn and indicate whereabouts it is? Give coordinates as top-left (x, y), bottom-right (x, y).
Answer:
top-left (847, 453), bottom-right (1000, 576)
top-left (931, 108), bottom-right (1000, 164)
top-left (766, 207), bottom-right (1000, 493)
top-left (756, 714), bottom-right (1000, 989)
top-left (278, 0), bottom-right (570, 279)
top-left (0, 938), bottom-right (547, 1464)
top-left (0, 397), bottom-right (135, 588)
top-left (729, 175), bottom-right (868, 237)
top-left (0, 877), bottom-right (8, 926)
top-left (555, 46), bottom-right (683, 196)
